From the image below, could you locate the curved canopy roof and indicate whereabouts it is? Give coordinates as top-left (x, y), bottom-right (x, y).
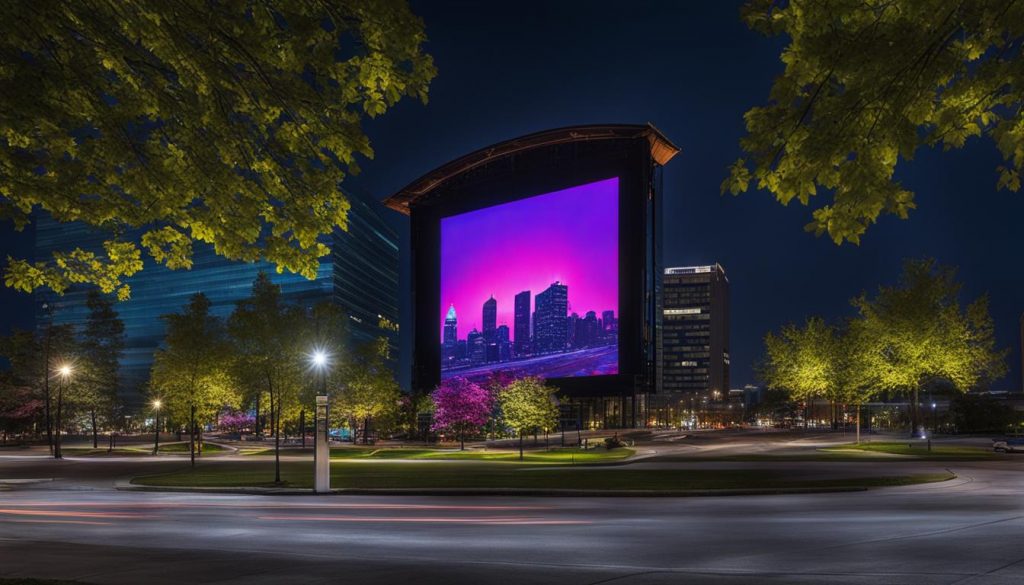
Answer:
top-left (382, 123), bottom-right (679, 215)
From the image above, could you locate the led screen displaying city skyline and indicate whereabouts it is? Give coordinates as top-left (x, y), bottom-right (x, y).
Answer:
top-left (440, 177), bottom-right (619, 381)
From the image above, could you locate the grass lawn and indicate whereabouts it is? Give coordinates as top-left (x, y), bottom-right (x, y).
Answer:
top-left (61, 442), bottom-right (230, 457)
top-left (62, 446), bottom-right (152, 457)
top-left (241, 446), bottom-right (634, 463)
top-left (331, 447), bottom-right (634, 463)
top-left (132, 459), bottom-right (953, 492)
top-left (156, 442), bottom-right (229, 454)
top-left (820, 441), bottom-right (999, 460)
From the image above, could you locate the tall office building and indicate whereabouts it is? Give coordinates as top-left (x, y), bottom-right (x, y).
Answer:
top-left (482, 296), bottom-right (497, 338)
top-left (443, 304), bottom-right (458, 367)
top-left (662, 264), bottom-right (730, 398)
top-left (513, 290), bottom-right (531, 356)
top-left (533, 281), bottom-right (568, 353)
top-left (35, 188), bottom-right (399, 407)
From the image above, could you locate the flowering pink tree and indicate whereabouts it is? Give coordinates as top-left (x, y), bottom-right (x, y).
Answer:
top-left (218, 410), bottom-right (255, 434)
top-left (430, 377), bottom-right (492, 450)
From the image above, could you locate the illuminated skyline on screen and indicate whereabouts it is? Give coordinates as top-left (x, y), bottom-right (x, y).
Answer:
top-left (440, 177), bottom-right (619, 380)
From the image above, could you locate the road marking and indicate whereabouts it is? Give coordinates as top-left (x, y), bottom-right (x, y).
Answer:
top-left (258, 514), bottom-right (590, 525)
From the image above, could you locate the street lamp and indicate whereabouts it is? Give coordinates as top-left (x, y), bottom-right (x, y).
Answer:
top-left (308, 349), bottom-right (330, 449)
top-left (152, 399), bottom-right (163, 454)
top-left (53, 363), bottom-right (73, 459)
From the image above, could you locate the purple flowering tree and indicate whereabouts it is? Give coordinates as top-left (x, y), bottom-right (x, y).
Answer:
top-left (430, 377), bottom-right (493, 450)
top-left (218, 410), bottom-right (255, 434)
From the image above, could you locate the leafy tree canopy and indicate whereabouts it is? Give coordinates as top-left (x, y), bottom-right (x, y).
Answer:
top-left (853, 258), bottom-right (1006, 393)
top-left (150, 292), bottom-right (237, 426)
top-left (1, 0), bottom-right (435, 299)
top-left (431, 377), bottom-right (492, 447)
top-left (499, 377), bottom-right (559, 436)
top-left (762, 316), bottom-right (874, 406)
top-left (725, 1), bottom-right (1024, 244)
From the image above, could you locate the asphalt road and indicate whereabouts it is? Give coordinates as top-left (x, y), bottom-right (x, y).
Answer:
top-left (1, 455), bottom-right (1023, 584)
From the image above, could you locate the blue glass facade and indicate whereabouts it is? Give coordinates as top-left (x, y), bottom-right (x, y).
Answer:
top-left (35, 189), bottom-right (398, 408)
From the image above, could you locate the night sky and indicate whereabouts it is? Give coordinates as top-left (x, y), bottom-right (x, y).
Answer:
top-left (2, 1), bottom-right (1022, 391)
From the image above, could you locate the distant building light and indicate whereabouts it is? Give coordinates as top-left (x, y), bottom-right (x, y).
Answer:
top-left (665, 308), bottom-right (701, 315)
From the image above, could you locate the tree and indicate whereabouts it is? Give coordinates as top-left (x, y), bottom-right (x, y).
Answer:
top-left (854, 259), bottom-right (1007, 435)
top-left (0, 322), bottom-right (76, 456)
top-left (0, 372), bottom-right (42, 444)
top-left (430, 377), bottom-right (492, 450)
top-left (761, 317), bottom-right (875, 438)
top-left (498, 377), bottom-right (559, 460)
top-left (761, 317), bottom-right (836, 424)
top-left (229, 273), bottom-right (304, 482)
top-left (150, 293), bottom-right (235, 465)
top-left (335, 337), bottom-right (400, 445)
top-left (2, 1), bottom-right (436, 298)
top-left (724, 1), bottom-right (1024, 244)
top-left (79, 290), bottom-right (125, 447)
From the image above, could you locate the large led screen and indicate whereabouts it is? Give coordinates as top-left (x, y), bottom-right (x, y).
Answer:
top-left (440, 177), bottom-right (619, 381)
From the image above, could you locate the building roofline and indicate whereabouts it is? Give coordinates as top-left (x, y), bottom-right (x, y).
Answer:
top-left (382, 123), bottom-right (679, 215)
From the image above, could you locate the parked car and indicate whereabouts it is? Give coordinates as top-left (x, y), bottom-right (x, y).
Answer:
top-left (992, 438), bottom-right (1024, 453)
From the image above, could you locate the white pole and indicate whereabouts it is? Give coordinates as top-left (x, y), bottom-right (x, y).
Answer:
top-left (315, 395), bottom-right (330, 493)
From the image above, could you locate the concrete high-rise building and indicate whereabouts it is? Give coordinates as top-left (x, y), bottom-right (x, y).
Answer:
top-left (533, 282), bottom-right (568, 353)
top-left (513, 290), bottom-right (531, 356)
top-left (662, 264), bottom-right (730, 398)
top-left (1020, 313), bottom-right (1024, 392)
top-left (35, 188), bottom-right (399, 406)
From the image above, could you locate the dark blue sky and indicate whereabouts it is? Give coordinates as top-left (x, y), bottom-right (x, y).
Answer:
top-left (2, 1), bottom-right (1022, 391)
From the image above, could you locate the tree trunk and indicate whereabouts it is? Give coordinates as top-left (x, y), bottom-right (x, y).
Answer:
top-left (274, 402), bottom-right (281, 484)
top-left (912, 387), bottom-right (920, 437)
top-left (189, 402), bottom-right (196, 467)
top-left (54, 379), bottom-right (63, 460)
top-left (42, 333), bottom-right (53, 456)
top-left (363, 416), bottom-right (370, 445)
top-left (91, 409), bottom-right (98, 448)
top-left (300, 409), bottom-right (306, 449)
top-left (519, 431), bottom-right (524, 461)
top-left (460, 427), bottom-right (465, 451)
top-left (254, 394), bottom-right (261, 439)
top-left (856, 404), bottom-right (861, 445)
top-left (267, 374), bottom-right (280, 484)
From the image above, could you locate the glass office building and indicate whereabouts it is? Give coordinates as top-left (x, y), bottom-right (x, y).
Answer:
top-left (35, 189), bottom-right (398, 408)
top-left (661, 264), bottom-right (730, 396)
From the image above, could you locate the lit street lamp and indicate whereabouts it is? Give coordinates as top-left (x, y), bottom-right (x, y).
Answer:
top-left (53, 364), bottom-right (73, 459)
top-left (152, 399), bottom-right (163, 454)
top-left (308, 349), bottom-right (330, 449)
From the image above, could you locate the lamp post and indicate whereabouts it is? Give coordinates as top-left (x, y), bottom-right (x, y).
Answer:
top-left (152, 399), bottom-right (163, 454)
top-left (309, 350), bottom-right (329, 448)
top-left (310, 349), bottom-right (331, 492)
top-left (54, 364), bottom-right (72, 460)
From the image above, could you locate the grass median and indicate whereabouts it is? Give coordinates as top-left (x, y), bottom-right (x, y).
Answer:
top-left (819, 441), bottom-right (999, 460)
top-left (62, 442), bottom-right (230, 457)
top-left (131, 458), bottom-right (953, 492)
top-left (240, 446), bottom-right (634, 463)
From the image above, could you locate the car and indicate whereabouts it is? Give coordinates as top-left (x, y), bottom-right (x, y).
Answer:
top-left (992, 438), bottom-right (1024, 453)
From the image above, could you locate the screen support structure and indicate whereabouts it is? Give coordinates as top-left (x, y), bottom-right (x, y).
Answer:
top-left (314, 395), bottom-right (330, 493)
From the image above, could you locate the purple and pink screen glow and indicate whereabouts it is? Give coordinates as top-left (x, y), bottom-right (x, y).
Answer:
top-left (440, 177), bottom-right (619, 380)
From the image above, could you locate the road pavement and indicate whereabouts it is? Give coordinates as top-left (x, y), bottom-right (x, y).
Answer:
top-left (1, 449), bottom-right (1023, 584)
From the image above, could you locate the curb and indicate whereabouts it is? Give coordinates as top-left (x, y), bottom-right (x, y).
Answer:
top-left (116, 479), bottom-right (870, 498)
